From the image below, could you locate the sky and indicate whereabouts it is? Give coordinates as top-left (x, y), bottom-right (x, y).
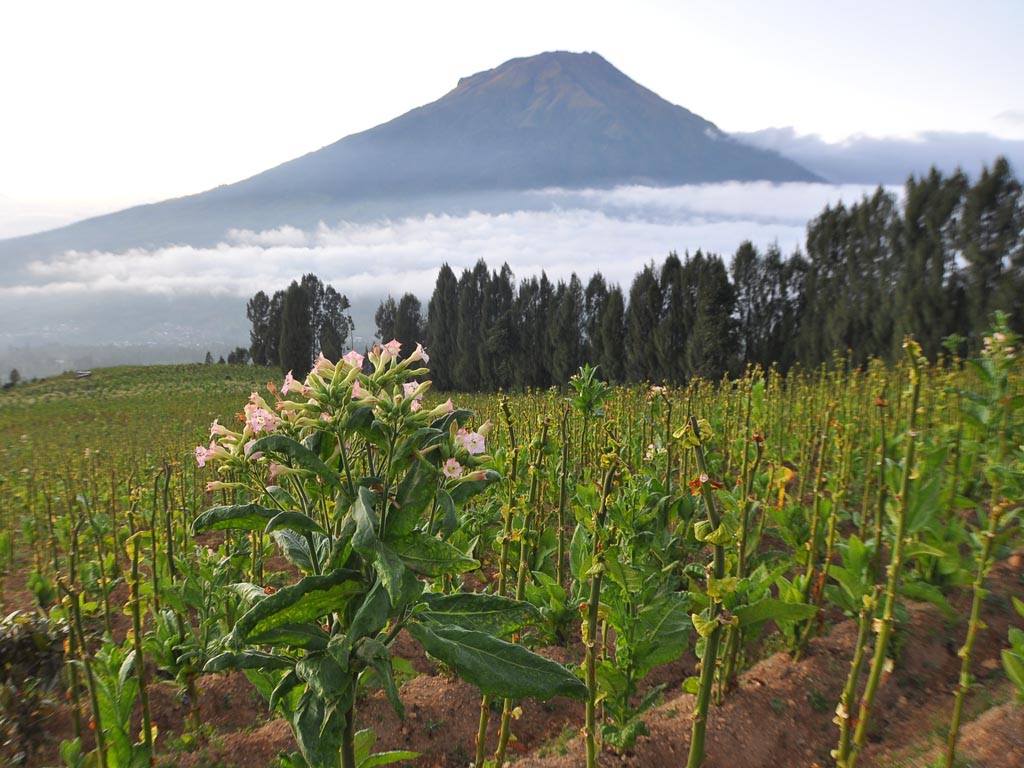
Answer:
top-left (1, 0), bottom-right (1022, 237)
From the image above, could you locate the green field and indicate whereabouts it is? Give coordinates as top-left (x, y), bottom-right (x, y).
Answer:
top-left (0, 345), bottom-right (1020, 768)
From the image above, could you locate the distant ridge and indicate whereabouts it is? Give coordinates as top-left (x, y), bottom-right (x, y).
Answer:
top-left (0, 51), bottom-right (817, 260)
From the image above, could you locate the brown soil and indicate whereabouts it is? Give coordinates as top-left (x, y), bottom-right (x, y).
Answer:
top-left (3, 554), bottom-right (1022, 767)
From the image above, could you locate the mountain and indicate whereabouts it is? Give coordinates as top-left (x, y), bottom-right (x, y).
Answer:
top-left (0, 51), bottom-right (817, 260)
top-left (735, 126), bottom-right (1024, 185)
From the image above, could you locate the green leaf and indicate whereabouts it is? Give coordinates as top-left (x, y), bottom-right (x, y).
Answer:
top-left (266, 511), bottom-right (327, 537)
top-left (251, 434), bottom-right (341, 485)
top-left (192, 503), bottom-right (279, 534)
top-left (354, 637), bottom-right (404, 718)
top-left (1002, 650), bottom-right (1024, 695)
top-left (296, 652), bottom-right (350, 700)
top-left (227, 582), bottom-right (270, 605)
top-left (694, 512), bottom-right (740, 546)
top-left (231, 569), bottom-right (363, 647)
top-left (569, 524), bottom-right (591, 583)
top-left (247, 623), bottom-right (331, 650)
top-left (271, 529), bottom-right (315, 574)
top-left (347, 582), bottom-right (391, 646)
top-left (204, 650), bottom-right (295, 673)
top-left (390, 532), bottom-right (479, 576)
top-left (448, 469), bottom-right (502, 505)
top-left (293, 688), bottom-right (347, 766)
top-left (632, 593), bottom-right (690, 676)
top-left (386, 456), bottom-right (438, 539)
top-left (417, 593), bottom-right (541, 636)
top-left (733, 598), bottom-right (817, 628)
top-left (406, 623), bottom-right (587, 700)
top-left (691, 611), bottom-right (718, 639)
top-left (352, 486), bottom-right (380, 556)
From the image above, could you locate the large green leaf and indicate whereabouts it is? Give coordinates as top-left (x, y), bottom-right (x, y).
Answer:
top-left (293, 688), bottom-right (348, 767)
top-left (266, 510), bottom-right (327, 537)
top-left (385, 454), bottom-right (438, 540)
top-left (271, 529), bottom-right (315, 574)
top-left (296, 652), bottom-right (350, 700)
top-left (448, 469), bottom-right (502, 505)
top-left (250, 434), bottom-right (342, 485)
top-left (733, 597), bottom-right (817, 628)
top-left (192, 503), bottom-right (279, 534)
top-left (352, 486), bottom-right (380, 556)
top-left (632, 592), bottom-right (691, 676)
top-left (230, 569), bottom-right (363, 647)
top-left (406, 623), bottom-right (587, 700)
top-left (390, 532), bottom-right (479, 576)
top-left (204, 650), bottom-right (295, 673)
top-left (247, 622), bottom-right (331, 650)
top-left (417, 593), bottom-right (541, 636)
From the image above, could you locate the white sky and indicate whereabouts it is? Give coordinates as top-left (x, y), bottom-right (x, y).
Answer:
top-left (1, 0), bottom-right (1022, 222)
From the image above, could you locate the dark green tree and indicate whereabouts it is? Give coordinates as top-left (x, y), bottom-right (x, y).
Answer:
top-left (596, 284), bottom-right (626, 383)
top-left (683, 251), bottom-right (735, 380)
top-left (548, 274), bottom-right (585, 386)
top-left (374, 296), bottom-right (398, 342)
top-left (959, 156), bottom-right (1024, 340)
top-left (583, 273), bottom-right (609, 365)
top-left (655, 252), bottom-right (688, 383)
top-left (246, 290), bottom-right (272, 366)
top-left (624, 264), bottom-right (662, 382)
top-left (279, 280), bottom-right (315, 377)
top-left (426, 264), bottom-right (459, 390)
top-left (320, 286), bottom-right (353, 361)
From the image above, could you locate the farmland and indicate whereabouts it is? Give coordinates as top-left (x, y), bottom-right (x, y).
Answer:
top-left (0, 335), bottom-right (1021, 768)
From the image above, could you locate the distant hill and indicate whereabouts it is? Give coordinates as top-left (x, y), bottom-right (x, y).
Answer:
top-left (0, 51), bottom-right (817, 261)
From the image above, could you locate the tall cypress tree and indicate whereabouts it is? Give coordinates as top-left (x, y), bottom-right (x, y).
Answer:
top-left (625, 264), bottom-right (662, 382)
top-left (959, 156), bottom-right (1024, 341)
top-left (426, 264), bottom-right (459, 390)
top-left (279, 280), bottom-right (314, 377)
top-left (597, 284), bottom-right (626, 383)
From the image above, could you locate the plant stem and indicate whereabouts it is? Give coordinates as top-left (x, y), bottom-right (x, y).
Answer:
top-left (848, 342), bottom-right (923, 768)
top-left (686, 417), bottom-right (726, 768)
top-left (585, 465), bottom-right (618, 768)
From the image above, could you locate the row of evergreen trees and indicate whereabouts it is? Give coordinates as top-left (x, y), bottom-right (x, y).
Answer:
top-left (395, 158), bottom-right (1019, 389)
top-left (247, 159), bottom-right (1021, 388)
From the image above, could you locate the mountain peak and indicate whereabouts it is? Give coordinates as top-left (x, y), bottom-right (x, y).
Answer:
top-left (0, 51), bottom-right (818, 258)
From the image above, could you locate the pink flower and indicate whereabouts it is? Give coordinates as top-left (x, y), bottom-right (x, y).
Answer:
top-left (195, 440), bottom-right (231, 467)
top-left (377, 338), bottom-right (402, 365)
top-left (408, 343), bottom-right (429, 364)
top-left (195, 444), bottom-right (211, 467)
top-left (443, 457), bottom-right (463, 479)
top-left (210, 418), bottom-right (234, 439)
top-left (244, 403), bottom-right (281, 433)
top-left (455, 428), bottom-right (486, 455)
top-left (281, 371), bottom-right (310, 397)
top-left (282, 370), bottom-right (297, 395)
top-left (427, 398), bottom-right (455, 418)
top-left (402, 381), bottom-right (425, 411)
top-left (343, 349), bottom-right (365, 370)
top-left (312, 353), bottom-right (335, 377)
top-left (352, 380), bottom-right (364, 399)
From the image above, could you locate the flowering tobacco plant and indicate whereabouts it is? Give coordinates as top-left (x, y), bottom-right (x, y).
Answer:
top-left (191, 341), bottom-right (585, 768)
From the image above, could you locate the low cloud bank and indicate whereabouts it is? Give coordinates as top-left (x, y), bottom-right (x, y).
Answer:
top-left (3, 181), bottom-right (883, 308)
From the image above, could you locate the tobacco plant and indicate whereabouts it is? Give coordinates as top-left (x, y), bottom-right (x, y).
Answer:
top-left (192, 344), bottom-right (586, 768)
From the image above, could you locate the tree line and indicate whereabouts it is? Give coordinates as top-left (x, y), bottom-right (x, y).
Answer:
top-left (246, 273), bottom-right (354, 378)
top-left (247, 158), bottom-right (1022, 388)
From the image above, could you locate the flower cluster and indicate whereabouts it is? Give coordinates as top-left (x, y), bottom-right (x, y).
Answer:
top-left (194, 339), bottom-right (490, 493)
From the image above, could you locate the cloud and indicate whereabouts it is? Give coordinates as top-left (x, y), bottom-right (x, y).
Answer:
top-left (1, 181), bottom-right (883, 307)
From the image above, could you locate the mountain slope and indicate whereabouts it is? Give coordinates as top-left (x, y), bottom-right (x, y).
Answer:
top-left (0, 51), bottom-right (817, 260)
